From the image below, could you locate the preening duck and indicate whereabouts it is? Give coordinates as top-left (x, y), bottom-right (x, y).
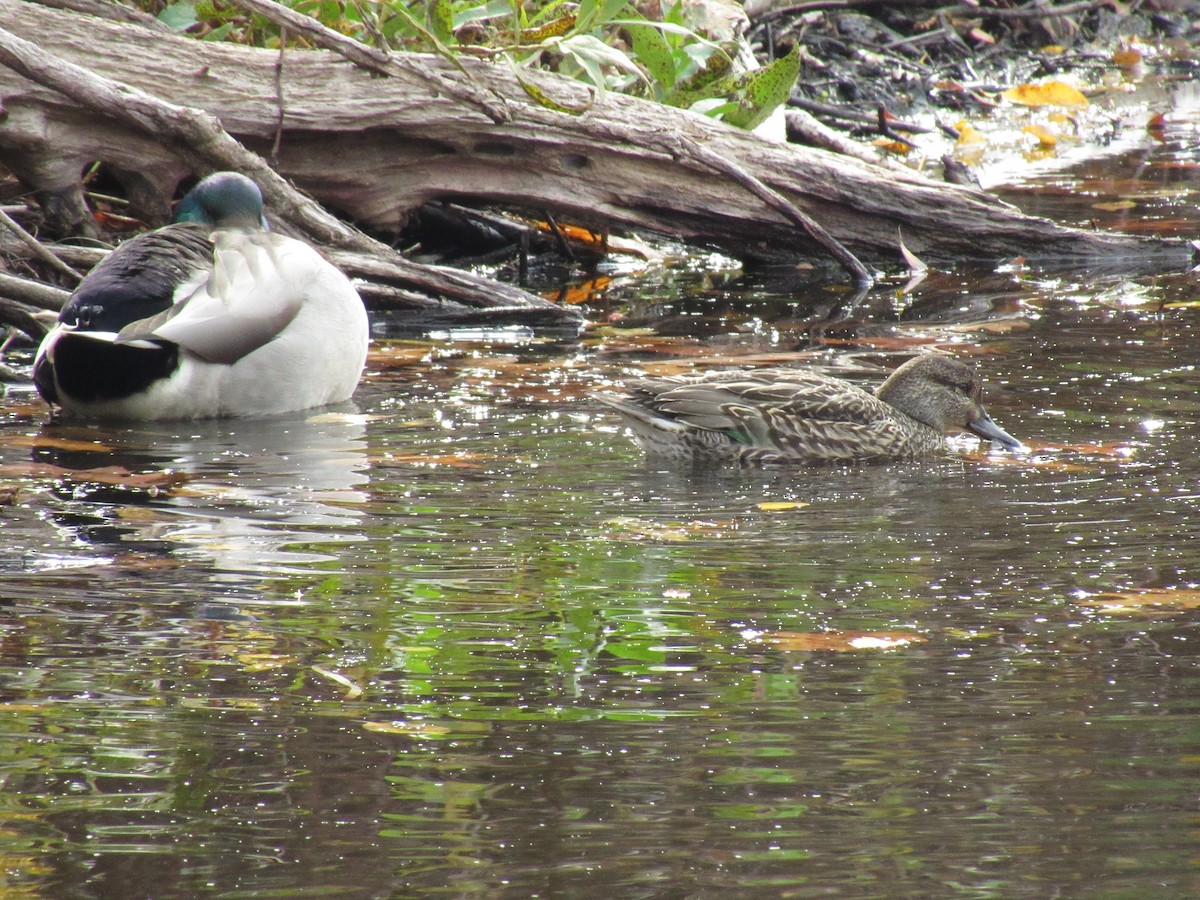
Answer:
top-left (33, 171), bottom-right (369, 420)
top-left (593, 354), bottom-right (1022, 465)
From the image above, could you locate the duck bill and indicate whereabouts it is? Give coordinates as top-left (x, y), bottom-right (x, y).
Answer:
top-left (968, 413), bottom-right (1022, 451)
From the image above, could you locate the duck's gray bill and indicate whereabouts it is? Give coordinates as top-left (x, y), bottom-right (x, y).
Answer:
top-left (969, 413), bottom-right (1022, 451)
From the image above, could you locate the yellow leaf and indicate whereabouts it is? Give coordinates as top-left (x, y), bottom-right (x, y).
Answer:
top-left (1077, 588), bottom-right (1200, 616)
top-left (1040, 44), bottom-right (1066, 55)
top-left (872, 138), bottom-right (912, 156)
top-left (1092, 200), bottom-right (1137, 211)
top-left (1023, 124), bottom-right (1058, 147)
top-left (757, 501), bottom-right (809, 511)
top-left (1003, 81), bottom-right (1089, 108)
top-left (1113, 44), bottom-right (1142, 68)
top-left (954, 120), bottom-right (986, 146)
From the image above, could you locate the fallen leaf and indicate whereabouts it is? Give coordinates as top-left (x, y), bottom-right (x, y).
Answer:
top-left (363, 720), bottom-right (451, 737)
top-left (1077, 588), bottom-right (1200, 616)
top-left (873, 138), bottom-right (913, 156)
top-left (367, 342), bottom-right (435, 369)
top-left (1023, 124), bottom-right (1058, 148)
top-left (1091, 200), bottom-right (1137, 212)
top-left (373, 452), bottom-right (485, 469)
top-left (311, 665), bottom-right (364, 699)
top-left (3, 435), bottom-right (114, 453)
top-left (1112, 43), bottom-right (1142, 68)
top-left (954, 119), bottom-right (986, 146)
top-left (897, 228), bottom-right (928, 275)
top-left (1003, 81), bottom-right (1089, 108)
top-left (0, 462), bottom-right (188, 492)
top-left (602, 516), bottom-right (730, 542)
top-left (551, 276), bottom-right (613, 305)
top-left (758, 630), bottom-right (926, 652)
top-left (757, 501), bottom-right (809, 511)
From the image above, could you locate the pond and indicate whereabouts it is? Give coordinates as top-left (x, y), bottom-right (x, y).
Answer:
top-left (2, 87), bottom-right (1200, 898)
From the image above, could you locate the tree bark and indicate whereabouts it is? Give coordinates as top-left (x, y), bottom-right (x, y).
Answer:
top-left (0, 0), bottom-right (1190, 293)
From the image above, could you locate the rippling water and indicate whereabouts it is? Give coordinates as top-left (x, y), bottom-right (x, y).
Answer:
top-left (2, 92), bottom-right (1200, 899)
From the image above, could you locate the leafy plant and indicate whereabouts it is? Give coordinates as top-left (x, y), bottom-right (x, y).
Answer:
top-left (145, 0), bottom-right (797, 130)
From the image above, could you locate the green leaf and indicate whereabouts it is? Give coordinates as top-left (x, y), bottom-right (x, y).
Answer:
top-left (555, 34), bottom-right (647, 93)
top-left (721, 44), bottom-right (800, 131)
top-left (624, 21), bottom-right (676, 87)
top-left (575, 0), bottom-right (629, 33)
top-left (427, 0), bottom-right (455, 44)
top-left (158, 0), bottom-right (197, 31)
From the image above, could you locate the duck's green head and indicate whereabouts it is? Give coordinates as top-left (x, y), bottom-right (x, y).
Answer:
top-left (173, 172), bottom-right (267, 230)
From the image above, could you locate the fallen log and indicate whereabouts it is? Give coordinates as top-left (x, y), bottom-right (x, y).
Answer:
top-left (0, 0), bottom-right (1191, 298)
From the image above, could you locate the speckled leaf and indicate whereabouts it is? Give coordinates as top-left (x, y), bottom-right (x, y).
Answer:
top-left (721, 44), bottom-right (800, 131)
top-left (427, 0), bottom-right (454, 44)
top-left (624, 21), bottom-right (676, 87)
top-left (520, 14), bottom-right (577, 42)
top-left (515, 71), bottom-right (592, 114)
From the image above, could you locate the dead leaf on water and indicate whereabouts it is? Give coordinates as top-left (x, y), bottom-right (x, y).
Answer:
top-left (1002, 81), bottom-right (1089, 108)
top-left (367, 342), bottom-right (435, 370)
top-left (551, 276), bottom-right (613, 305)
top-left (757, 501), bottom-right (809, 512)
top-left (758, 630), bottom-right (927, 652)
top-left (1077, 588), bottom-right (1200, 616)
top-left (311, 665), bottom-right (364, 699)
top-left (602, 516), bottom-right (731, 542)
top-left (1092, 200), bottom-right (1137, 212)
top-left (0, 462), bottom-right (189, 492)
top-left (363, 720), bottom-right (451, 737)
top-left (2, 434), bottom-right (113, 453)
top-left (940, 317), bottom-right (1031, 335)
top-left (373, 452), bottom-right (485, 469)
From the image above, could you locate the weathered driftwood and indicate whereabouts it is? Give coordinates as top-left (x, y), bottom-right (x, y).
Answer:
top-left (0, 0), bottom-right (1191, 288)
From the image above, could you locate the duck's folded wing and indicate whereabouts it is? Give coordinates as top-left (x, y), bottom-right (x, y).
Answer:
top-left (115, 232), bottom-right (304, 365)
top-left (639, 378), bottom-right (907, 458)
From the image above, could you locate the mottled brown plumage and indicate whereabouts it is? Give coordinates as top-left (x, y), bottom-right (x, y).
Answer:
top-left (593, 354), bottom-right (1021, 465)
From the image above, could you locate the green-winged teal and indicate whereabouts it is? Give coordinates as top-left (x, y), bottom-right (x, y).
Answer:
top-left (34, 172), bottom-right (369, 420)
top-left (593, 354), bottom-right (1022, 464)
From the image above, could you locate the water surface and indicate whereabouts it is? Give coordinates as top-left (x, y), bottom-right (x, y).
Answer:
top-left (2, 82), bottom-right (1200, 899)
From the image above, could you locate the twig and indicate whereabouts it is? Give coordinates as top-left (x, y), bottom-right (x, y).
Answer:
top-left (0, 271), bottom-right (71, 312)
top-left (0, 208), bottom-right (82, 282)
top-left (0, 295), bottom-right (53, 344)
top-left (679, 137), bottom-right (874, 288)
top-left (949, 0), bottom-right (1113, 19)
top-left (789, 96), bottom-right (932, 134)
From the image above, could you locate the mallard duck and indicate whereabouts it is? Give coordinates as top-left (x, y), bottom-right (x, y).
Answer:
top-left (33, 172), bottom-right (369, 420)
top-left (593, 354), bottom-right (1022, 464)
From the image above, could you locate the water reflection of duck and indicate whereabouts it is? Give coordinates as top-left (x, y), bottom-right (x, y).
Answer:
top-left (33, 172), bottom-right (369, 420)
top-left (593, 354), bottom-right (1022, 465)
